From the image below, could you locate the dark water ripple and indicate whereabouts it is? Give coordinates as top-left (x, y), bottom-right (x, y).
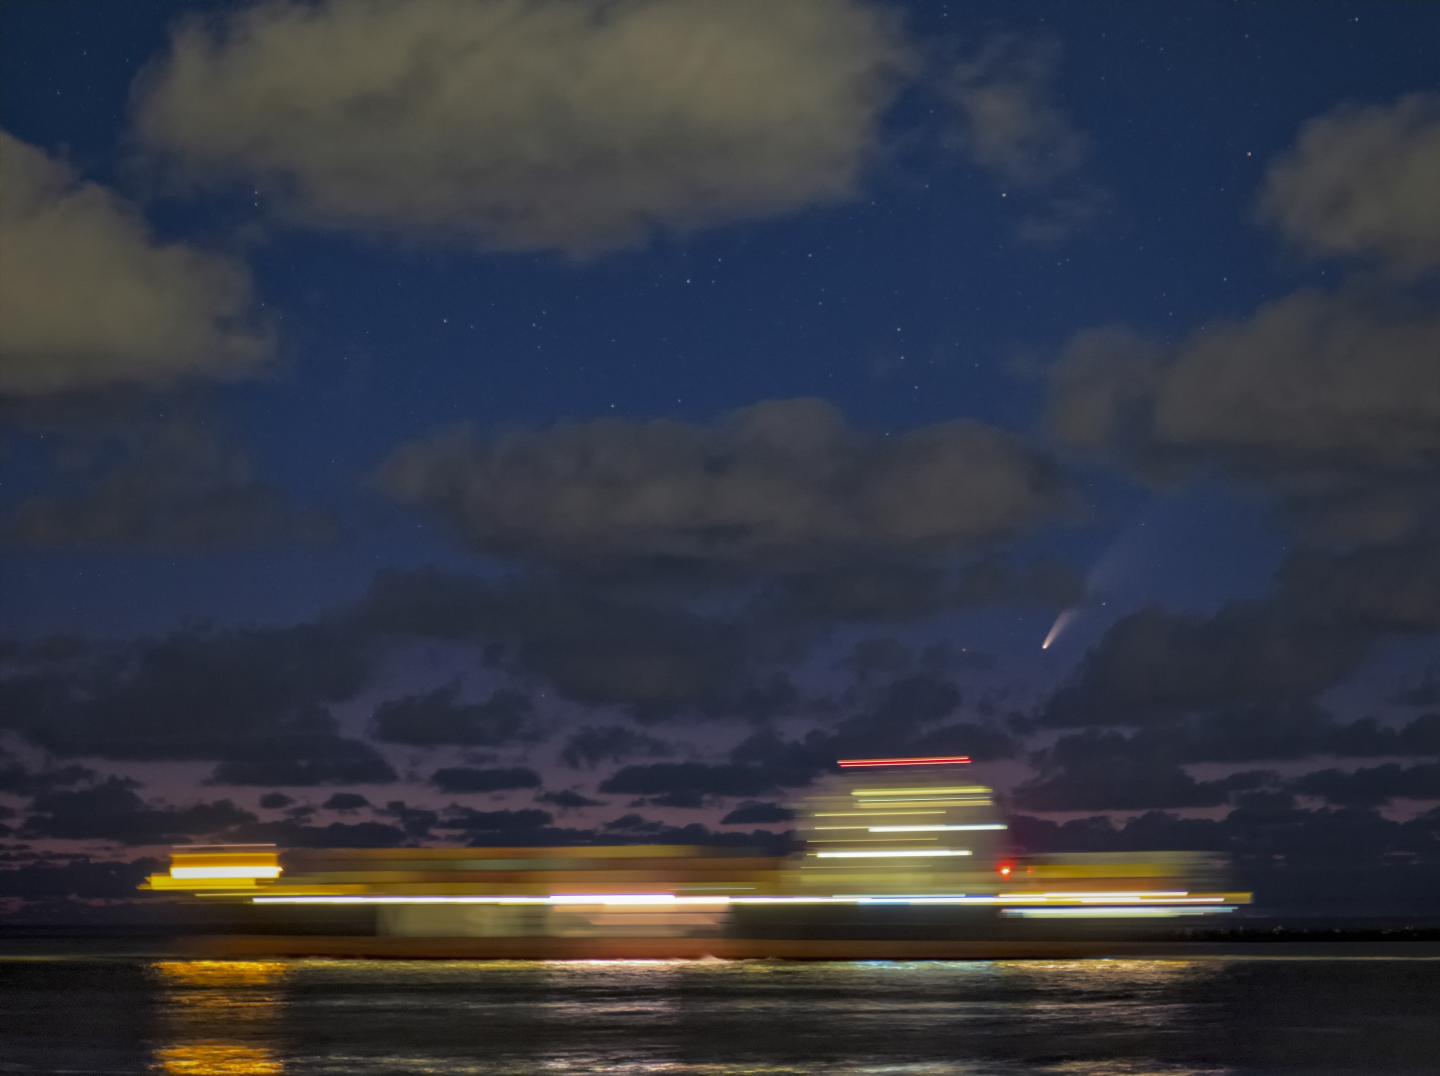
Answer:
top-left (2, 955), bottom-right (1437, 1074)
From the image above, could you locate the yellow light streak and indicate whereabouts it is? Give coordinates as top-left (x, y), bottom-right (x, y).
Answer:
top-left (812, 849), bottom-right (972, 859)
top-left (867, 824), bottom-right (1007, 833)
top-left (853, 798), bottom-right (991, 807)
top-left (853, 786), bottom-right (989, 797)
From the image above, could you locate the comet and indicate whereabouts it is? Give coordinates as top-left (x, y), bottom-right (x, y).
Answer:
top-left (1041, 607), bottom-right (1078, 650)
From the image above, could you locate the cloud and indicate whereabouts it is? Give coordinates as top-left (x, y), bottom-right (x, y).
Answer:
top-left (0, 419), bottom-right (334, 551)
top-left (321, 792), bottom-right (369, 812)
top-left (1048, 290), bottom-right (1440, 492)
top-left (0, 131), bottom-right (270, 397)
top-left (0, 856), bottom-right (160, 904)
top-left (357, 569), bottom-right (768, 720)
top-left (1043, 602), bottom-right (1364, 728)
top-left (228, 818), bottom-right (407, 848)
top-left (23, 778), bottom-right (255, 844)
top-left (437, 806), bottom-right (554, 839)
top-left (134, 0), bottom-right (909, 256)
top-left (1259, 92), bottom-right (1440, 273)
top-left (430, 766), bottom-right (541, 794)
top-left (535, 789), bottom-right (604, 810)
top-left (945, 35), bottom-right (1088, 187)
top-left (207, 733), bottom-right (397, 786)
top-left (1043, 544), bottom-right (1440, 732)
top-left (1, 624), bottom-right (371, 763)
top-left (560, 726), bottom-right (673, 769)
top-left (1291, 762), bottom-right (1440, 807)
top-left (598, 761), bottom-right (790, 799)
top-left (380, 399), bottom-right (1065, 566)
top-left (371, 683), bottom-right (536, 747)
top-left (720, 801), bottom-right (795, 825)
top-left (376, 801), bottom-right (440, 840)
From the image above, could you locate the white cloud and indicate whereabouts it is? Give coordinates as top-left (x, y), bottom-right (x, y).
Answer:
top-left (1260, 92), bottom-right (1440, 273)
top-left (1046, 288), bottom-right (1440, 545)
top-left (134, 0), bottom-right (910, 255)
top-left (0, 131), bottom-right (270, 397)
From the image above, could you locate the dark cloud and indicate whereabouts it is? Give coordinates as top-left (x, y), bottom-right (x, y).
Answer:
top-left (321, 792), bottom-right (370, 812)
top-left (379, 399), bottom-right (1065, 567)
top-left (1, 624), bottom-right (370, 762)
top-left (207, 732), bottom-right (397, 787)
top-left (0, 419), bottom-right (334, 551)
top-left (372, 683), bottom-right (537, 747)
top-left (633, 791), bottom-right (706, 809)
top-left (23, 778), bottom-right (255, 845)
top-left (430, 766), bottom-right (541, 794)
top-left (437, 807), bottom-right (554, 838)
top-left (535, 789), bottom-right (605, 810)
top-left (1043, 603), bottom-right (1364, 728)
top-left (1132, 707), bottom-right (1439, 764)
top-left (227, 819), bottom-right (407, 849)
top-left (258, 792), bottom-right (293, 810)
top-left (375, 801), bottom-right (440, 840)
top-left (1015, 735), bottom-right (1239, 813)
top-left (1045, 544), bottom-right (1440, 730)
top-left (1393, 673), bottom-right (1440, 709)
top-left (725, 675), bottom-right (1018, 788)
top-left (358, 570), bottom-right (759, 720)
top-left (746, 556), bottom-right (1078, 626)
top-left (720, 801), bottom-right (795, 825)
top-left (0, 759), bottom-right (99, 797)
top-left (559, 725), bottom-right (674, 769)
top-left (0, 855), bottom-right (160, 903)
top-left (1291, 762), bottom-right (1440, 807)
top-left (598, 761), bottom-right (791, 799)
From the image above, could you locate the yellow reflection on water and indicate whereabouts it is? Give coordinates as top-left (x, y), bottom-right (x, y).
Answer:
top-left (154, 1044), bottom-right (283, 1075)
top-left (151, 961), bottom-right (289, 1075)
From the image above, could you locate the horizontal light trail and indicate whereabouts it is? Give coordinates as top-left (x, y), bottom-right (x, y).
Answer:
top-left (170, 866), bottom-right (283, 880)
top-left (837, 757), bottom-right (972, 768)
top-left (248, 892), bottom-right (1241, 915)
top-left (854, 799), bottom-right (991, 808)
top-left (852, 786), bottom-right (988, 797)
top-left (812, 849), bottom-right (973, 859)
top-left (866, 824), bottom-right (1008, 833)
top-left (1002, 906), bottom-right (1237, 919)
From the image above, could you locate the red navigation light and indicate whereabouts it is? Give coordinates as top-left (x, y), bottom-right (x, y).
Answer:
top-left (998, 863), bottom-right (1013, 878)
top-left (836, 756), bottom-right (972, 769)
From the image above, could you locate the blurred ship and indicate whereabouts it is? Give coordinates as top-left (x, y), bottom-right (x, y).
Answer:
top-left (145, 757), bottom-right (1250, 959)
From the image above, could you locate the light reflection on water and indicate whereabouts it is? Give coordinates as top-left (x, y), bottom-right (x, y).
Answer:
top-left (151, 961), bottom-right (289, 1074)
top-left (1, 955), bottom-right (1436, 1074)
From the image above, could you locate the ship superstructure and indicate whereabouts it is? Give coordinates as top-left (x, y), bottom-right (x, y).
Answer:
top-left (143, 756), bottom-right (1250, 952)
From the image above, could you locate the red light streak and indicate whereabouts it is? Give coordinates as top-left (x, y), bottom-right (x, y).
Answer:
top-left (837, 756), bottom-right (972, 768)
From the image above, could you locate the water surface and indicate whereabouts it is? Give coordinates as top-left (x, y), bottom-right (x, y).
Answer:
top-left (2, 955), bottom-right (1437, 1074)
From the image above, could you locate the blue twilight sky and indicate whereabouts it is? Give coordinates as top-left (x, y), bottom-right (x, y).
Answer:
top-left (1, 0), bottom-right (1438, 916)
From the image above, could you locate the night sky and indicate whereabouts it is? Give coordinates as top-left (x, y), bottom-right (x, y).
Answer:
top-left (2, 0), bottom-right (1438, 920)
